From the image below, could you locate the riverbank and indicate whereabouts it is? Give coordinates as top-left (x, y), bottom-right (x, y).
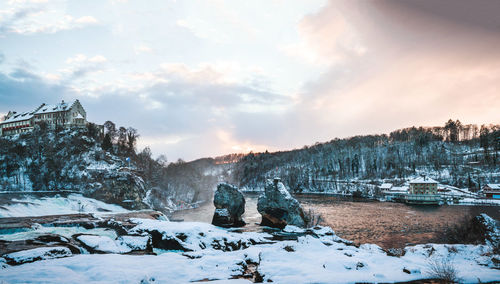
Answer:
top-left (1, 191), bottom-right (498, 283)
top-left (1, 214), bottom-right (498, 283)
top-left (174, 193), bottom-right (500, 249)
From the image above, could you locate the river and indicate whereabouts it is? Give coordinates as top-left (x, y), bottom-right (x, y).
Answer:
top-left (172, 193), bottom-right (500, 249)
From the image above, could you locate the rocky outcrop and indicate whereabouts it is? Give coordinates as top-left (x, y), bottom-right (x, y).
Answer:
top-left (476, 214), bottom-right (499, 253)
top-left (2, 247), bottom-right (72, 265)
top-left (211, 183), bottom-right (245, 227)
top-left (86, 169), bottom-right (149, 210)
top-left (257, 178), bottom-right (306, 229)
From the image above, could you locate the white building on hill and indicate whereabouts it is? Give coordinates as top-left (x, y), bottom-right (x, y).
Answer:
top-left (1, 100), bottom-right (88, 136)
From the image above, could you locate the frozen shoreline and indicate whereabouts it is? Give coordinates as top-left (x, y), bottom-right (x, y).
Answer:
top-left (1, 217), bottom-right (499, 283)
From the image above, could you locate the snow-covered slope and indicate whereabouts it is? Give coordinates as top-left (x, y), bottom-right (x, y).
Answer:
top-left (0, 193), bottom-right (128, 217)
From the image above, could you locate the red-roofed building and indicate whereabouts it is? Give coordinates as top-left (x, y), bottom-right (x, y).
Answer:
top-left (483, 184), bottom-right (500, 199)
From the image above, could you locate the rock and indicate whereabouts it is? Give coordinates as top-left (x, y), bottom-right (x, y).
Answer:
top-left (257, 178), bottom-right (306, 229)
top-left (386, 248), bottom-right (405, 257)
top-left (475, 214), bottom-right (500, 253)
top-left (212, 208), bottom-right (232, 227)
top-left (211, 183), bottom-right (246, 227)
top-left (75, 234), bottom-right (131, 254)
top-left (3, 247), bottom-right (72, 265)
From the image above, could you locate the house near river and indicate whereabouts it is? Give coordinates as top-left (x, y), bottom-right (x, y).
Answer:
top-left (483, 184), bottom-right (500, 199)
top-left (405, 176), bottom-right (441, 205)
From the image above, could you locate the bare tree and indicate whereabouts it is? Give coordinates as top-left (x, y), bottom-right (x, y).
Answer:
top-left (126, 127), bottom-right (139, 154)
top-left (103, 121), bottom-right (117, 143)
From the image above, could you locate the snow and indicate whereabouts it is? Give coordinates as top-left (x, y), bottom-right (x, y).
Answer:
top-left (486, 184), bottom-right (500, 190)
top-left (74, 234), bottom-right (150, 253)
top-left (118, 235), bottom-right (150, 251)
top-left (1, 219), bottom-right (498, 283)
top-left (76, 235), bottom-right (132, 254)
top-left (129, 218), bottom-right (270, 252)
top-left (380, 183), bottom-right (393, 189)
top-left (2, 247), bottom-right (72, 265)
top-left (0, 193), bottom-right (129, 217)
top-left (409, 176), bottom-right (438, 184)
top-left (458, 198), bottom-right (500, 205)
top-left (1, 235), bottom-right (498, 283)
top-left (34, 101), bottom-right (69, 114)
top-left (480, 214), bottom-right (500, 248)
top-left (0, 226), bottom-right (117, 242)
top-left (1, 111), bottom-right (34, 124)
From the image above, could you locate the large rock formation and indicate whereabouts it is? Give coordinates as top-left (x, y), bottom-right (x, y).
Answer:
top-left (257, 178), bottom-right (306, 229)
top-left (211, 183), bottom-right (246, 227)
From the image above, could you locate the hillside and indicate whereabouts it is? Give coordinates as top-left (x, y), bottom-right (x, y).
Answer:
top-left (0, 122), bottom-right (216, 213)
top-left (228, 121), bottom-right (500, 193)
top-left (206, 121), bottom-right (500, 194)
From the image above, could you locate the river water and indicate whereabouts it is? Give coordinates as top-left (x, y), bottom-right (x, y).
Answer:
top-left (172, 193), bottom-right (500, 249)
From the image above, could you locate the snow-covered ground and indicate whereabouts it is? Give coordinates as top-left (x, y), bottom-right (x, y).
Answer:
top-left (1, 219), bottom-right (499, 283)
top-left (0, 193), bottom-right (128, 217)
top-left (0, 226), bottom-right (118, 242)
top-left (458, 197), bottom-right (500, 205)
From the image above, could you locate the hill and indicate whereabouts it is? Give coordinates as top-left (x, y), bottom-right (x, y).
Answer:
top-left (0, 122), bottom-right (215, 213)
top-left (216, 120), bottom-right (500, 193)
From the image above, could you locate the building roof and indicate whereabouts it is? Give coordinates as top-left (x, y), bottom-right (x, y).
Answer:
top-left (1, 111), bottom-right (34, 124)
top-left (383, 186), bottom-right (408, 194)
top-left (485, 184), bottom-right (500, 190)
top-left (409, 176), bottom-right (438, 184)
top-left (34, 101), bottom-right (70, 114)
top-left (390, 186), bottom-right (408, 192)
top-left (380, 183), bottom-right (393, 189)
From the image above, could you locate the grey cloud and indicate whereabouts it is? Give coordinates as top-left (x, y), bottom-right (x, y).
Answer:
top-left (379, 0), bottom-right (500, 33)
top-left (0, 69), bottom-right (72, 113)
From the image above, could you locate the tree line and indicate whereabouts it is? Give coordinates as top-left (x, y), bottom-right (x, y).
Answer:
top-left (229, 120), bottom-right (500, 192)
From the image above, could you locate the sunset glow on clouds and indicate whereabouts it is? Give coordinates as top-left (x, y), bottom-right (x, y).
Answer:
top-left (1, 0), bottom-right (499, 161)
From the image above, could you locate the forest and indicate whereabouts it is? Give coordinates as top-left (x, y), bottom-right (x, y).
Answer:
top-left (228, 120), bottom-right (500, 192)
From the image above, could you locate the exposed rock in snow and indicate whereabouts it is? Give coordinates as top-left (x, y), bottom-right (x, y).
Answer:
top-left (1, 211), bottom-right (498, 283)
top-left (257, 178), bottom-right (306, 229)
top-left (129, 219), bottom-right (270, 252)
top-left (1, 235), bottom-right (499, 283)
top-left (76, 235), bottom-right (132, 254)
top-left (212, 208), bottom-right (231, 227)
top-left (118, 235), bottom-right (152, 251)
top-left (212, 183), bottom-right (245, 227)
top-left (2, 246), bottom-right (72, 265)
top-left (477, 213), bottom-right (500, 253)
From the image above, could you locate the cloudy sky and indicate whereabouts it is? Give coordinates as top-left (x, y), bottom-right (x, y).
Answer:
top-left (1, 0), bottom-right (499, 161)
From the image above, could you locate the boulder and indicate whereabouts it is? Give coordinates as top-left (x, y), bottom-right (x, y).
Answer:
top-left (211, 183), bottom-right (246, 227)
top-left (257, 178), bottom-right (306, 229)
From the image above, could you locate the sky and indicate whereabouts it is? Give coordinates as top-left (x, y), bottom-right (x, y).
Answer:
top-left (1, 0), bottom-right (499, 161)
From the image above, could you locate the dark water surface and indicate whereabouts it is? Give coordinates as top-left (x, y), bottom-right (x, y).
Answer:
top-left (173, 193), bottom-right (500, 249)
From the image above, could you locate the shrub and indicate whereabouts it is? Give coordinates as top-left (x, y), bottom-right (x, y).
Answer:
top-left (426, 258), bottom-right (461, 283)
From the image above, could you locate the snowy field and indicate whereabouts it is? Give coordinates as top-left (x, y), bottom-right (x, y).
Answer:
top-left (1, 218), bottom-right (499, 283)
top-left (0, 193), bottom-right (128, 217)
